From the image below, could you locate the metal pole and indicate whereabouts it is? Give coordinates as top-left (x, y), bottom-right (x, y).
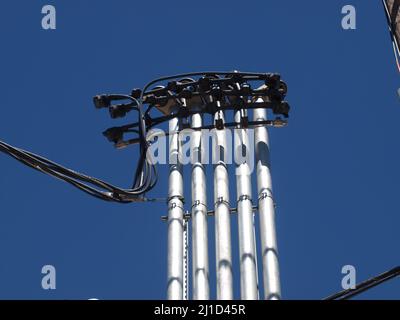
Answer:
top-left (167, 117), bottom-right (184, 300)
top-left (254, 103), bottom-right (281, 300)
top-left (234, 110), bottom-right (259, 300)
top-left (191, 113), bottom-right (210, 300)
top-left (183, 218), bottom-right (189, 300)
top-left (213, 111), bottom-right (233, 300)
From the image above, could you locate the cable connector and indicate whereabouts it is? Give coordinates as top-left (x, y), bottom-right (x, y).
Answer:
top-left (109, 104), bottom-right (134, 119)
top-left (93, 95), bottom-right (111, 109)
top-left (273, 102), bottom-right (290, 118)
top-left (271, 117), bottom-right (287, 128)
top-left (102, 127), bottom-right (124, 144)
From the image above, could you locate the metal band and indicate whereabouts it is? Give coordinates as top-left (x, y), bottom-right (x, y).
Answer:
top-left (237, 194), bottom-right (253, 203)
top-left (168, 201), bottom-right (185, 212)
top-left (191, 199), bottom-right (207, 210)
top-left (214, 196), bottom-right (230, 208)
top-left (258, 189), bottom-right (274, 201)
top-left (167, 195), bottom-right (185, 204)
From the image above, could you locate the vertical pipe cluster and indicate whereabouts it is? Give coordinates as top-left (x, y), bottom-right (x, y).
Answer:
top-left (191, 113), bottom-right (210, 300)
top-left (167, 105), bottom-right (281, 300)
top-left (213, 112), bottom-right (234, 300)
top-left (234, 110), bottom-right (259, 300)
top-left (254, 104), bottom-right (282, 300)
top-left (167, 117), bottom-right (184, 300)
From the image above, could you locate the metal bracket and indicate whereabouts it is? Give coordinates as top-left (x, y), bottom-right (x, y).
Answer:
top-left (167, 195), bottom-right (185, 204)
top-left (207, 205), bottom-right (258, 216)
top-left (162, 202), bottom-right (259, 220)
top-left (258, 190), bottom-right (277, 208)
top-left (191, 200), bottom-right (207, 210)
top-left (238, 194), bottom-right (252, 203)
top-left (214, 196), bottom-right (229, 207)
top-left (161, 210), bottom-right (191, 222)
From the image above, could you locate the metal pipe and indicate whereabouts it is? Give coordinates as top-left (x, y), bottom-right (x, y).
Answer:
top-left (234, 110), bottom-right (259, 300)
top-left (167, 117), bottom-right (184, 300)
top-left (254, 104), bottom-right (281, 300)
top-left (191, 113), bottom-right (210, 300)
top-left (183, 218), bottom-right (189, 300)
top-left (213, 111), bottom-right (233, 300)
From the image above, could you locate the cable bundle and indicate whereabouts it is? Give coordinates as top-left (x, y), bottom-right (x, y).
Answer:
top-left (0, 140), bottom-right (157, 202)
top-left (0, 71), bottom-right (290, 203)
top-left (97, 71), bottom-right (290, 149)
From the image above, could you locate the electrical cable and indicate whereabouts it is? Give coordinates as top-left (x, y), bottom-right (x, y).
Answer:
top-left (383, 0), bottom-right (400, 72)
top-left (0, 71), bottom-right (290, 203)
top-left (324, 266), bottom-right (400, 300)
top-left (0, 140), bottom-right (156, 202)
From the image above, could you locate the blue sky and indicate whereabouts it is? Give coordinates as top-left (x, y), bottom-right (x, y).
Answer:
top-left (0, 0), bottom-right (399, 299)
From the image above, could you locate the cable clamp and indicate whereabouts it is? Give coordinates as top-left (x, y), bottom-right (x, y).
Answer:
top-left (183, 211), bottom-right (192, 220)
top-left (191, 200), bottom-right (207, 210)
top-left (168, 200), bottom-right (185, 212)
top-left (258, 189), bottom-right (277, 208)
top-left (214, 196), bottom-right (229, 207)
top-left (258, 189), bottom-right (274, 201)
top-left (161, 210), bottom-right (190, 222)
top-left (237, 194), bottom-right (252, 203)
top-left (167, 195), bottom-right (185, 204)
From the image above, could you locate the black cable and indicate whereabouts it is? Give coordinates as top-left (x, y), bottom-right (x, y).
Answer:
top-left (324, 266), bottom-right (400, 300)
top-left (383, 0), bottom-right (400, 72)
top-left (0, 71), bottom-right (288, 204)
top-left (0, 140), bottom-right (154, 202)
